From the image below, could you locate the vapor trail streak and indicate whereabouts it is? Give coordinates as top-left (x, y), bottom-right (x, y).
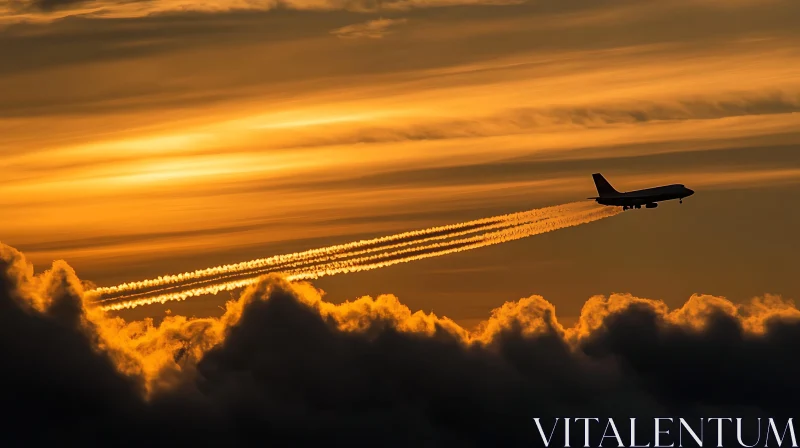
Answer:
top-left (89, 206), bottom-right (556, 297)
top-left (97, 203), bottom-right (619, 311)
top-left (91, 212), bottom-right (554, 302)
top-left (90, 203), bottom-right (581, 303)
top-left (91, 220), bottom-right (525, 303)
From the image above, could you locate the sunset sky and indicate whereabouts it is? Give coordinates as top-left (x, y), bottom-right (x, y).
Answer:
top-left (2, 0), bottom-right (799, 328)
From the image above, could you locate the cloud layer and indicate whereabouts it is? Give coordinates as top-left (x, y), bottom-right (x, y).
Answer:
top-left (2, 242), bottom-right (799, 444)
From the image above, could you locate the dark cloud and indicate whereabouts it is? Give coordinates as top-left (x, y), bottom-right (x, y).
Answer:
top-left (1, 243), bottom-right (799, 445)
top-left (27, 0), bottom-right (87, 12)
top-left (0, 9), bottom-right (366, 80)
top-left (170, 296), bottom-right (800, 446)
top-left (31, 0), bottom-right (88, 11)
top-left (0, 246), bottom-right (144, 443)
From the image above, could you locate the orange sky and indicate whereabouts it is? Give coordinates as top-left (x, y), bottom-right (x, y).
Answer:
top-left (2, 0), bottom-right (799, 327)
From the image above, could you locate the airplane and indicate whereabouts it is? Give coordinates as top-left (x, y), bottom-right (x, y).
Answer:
top-left (588, 173), bottom-right (694, 210)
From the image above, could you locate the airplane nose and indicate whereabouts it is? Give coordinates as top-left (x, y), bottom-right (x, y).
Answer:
top-left (685, 188), bottom-right (694, 196)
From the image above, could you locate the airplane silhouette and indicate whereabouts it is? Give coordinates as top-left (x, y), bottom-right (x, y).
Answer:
top-left (589, 173), bottom-right (694, 211)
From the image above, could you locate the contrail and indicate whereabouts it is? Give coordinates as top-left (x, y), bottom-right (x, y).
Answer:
top-left (96, 202), bottom-right (619, 311)
top-left (90, 208), bottom-right (560, 302)
top-left (90, 219), bottom-right (527, 304)
top-left (89, 205), bottom-right (560, 298)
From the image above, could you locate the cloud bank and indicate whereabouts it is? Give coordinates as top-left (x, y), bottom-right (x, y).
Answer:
top-left (2, 242), bottom-right (799, 445)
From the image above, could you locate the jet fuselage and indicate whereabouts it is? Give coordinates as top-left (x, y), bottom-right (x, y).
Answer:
top-left (590, 173), bottom-right (694, 210)
top-left (596, 184), bottom-right (694, 207)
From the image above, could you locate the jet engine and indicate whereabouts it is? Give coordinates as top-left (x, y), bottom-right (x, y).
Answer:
top-left (645, 203), bottom-right (658, 208)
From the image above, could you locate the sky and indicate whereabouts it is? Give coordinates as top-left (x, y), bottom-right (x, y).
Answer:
top-left (2, 0), bottom-right (799, 329)
top-left (2, 0), bottom-right (800, 443)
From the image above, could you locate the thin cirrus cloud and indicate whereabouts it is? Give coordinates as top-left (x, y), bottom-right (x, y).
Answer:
top-left (3, 0), bottom-right (517, 23)
top-left (331, 17), bottom-right (407, 39)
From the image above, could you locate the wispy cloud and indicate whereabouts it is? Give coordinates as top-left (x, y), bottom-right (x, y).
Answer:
top-left (331, 17), bottom-right (408, 39)
top-left (1, 0), bottom-right (510, 24)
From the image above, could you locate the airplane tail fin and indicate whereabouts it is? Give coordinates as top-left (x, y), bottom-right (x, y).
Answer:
top-left (592, 173), bottom-right (619, 197)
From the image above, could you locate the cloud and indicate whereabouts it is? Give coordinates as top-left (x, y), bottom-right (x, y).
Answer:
top-left (0, 245), bottom-right (145, 440)
top-left (1, 241), bottom-right (799, 444)
top-left (281, 92), bottom-right (800, 149)
top-left (331, 17), bottom-right (408, 39)
top-left (2, 0), bottom-right (509, 24)
top-left (28, 0), bottom-right (87, 11)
